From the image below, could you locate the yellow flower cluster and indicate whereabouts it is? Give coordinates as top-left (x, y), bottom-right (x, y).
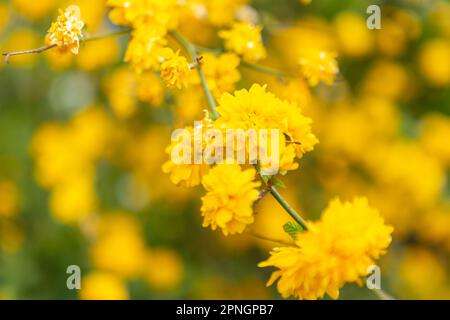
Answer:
top-left (80, 212), bottom-right (185, 299)
top-left (163, 84), bottom-right (317, 236)
top-left (215, 84), bottom-right (318, 174)
top-left (45, 5), bottom-right (84, 54)
top-left (259, 198), bottom-right (393, 300)
top-left (31, 107), bottom-right (113, 223)
top-left (219, 22), bottom-right (267, 62)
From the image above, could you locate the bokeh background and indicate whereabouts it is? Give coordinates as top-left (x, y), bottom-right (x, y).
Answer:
top-left (1, 0), bottom-right (450, 299)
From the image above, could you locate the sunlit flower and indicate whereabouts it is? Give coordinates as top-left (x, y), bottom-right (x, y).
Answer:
top-left (45, 5), bottom-right (84, 55)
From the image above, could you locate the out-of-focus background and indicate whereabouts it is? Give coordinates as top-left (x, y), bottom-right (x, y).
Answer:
top-left (1, 0), bottom-right (450, 299)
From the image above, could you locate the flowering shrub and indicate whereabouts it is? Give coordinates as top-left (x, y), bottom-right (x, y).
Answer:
top-left (1, 0), bottom-right (450, 300)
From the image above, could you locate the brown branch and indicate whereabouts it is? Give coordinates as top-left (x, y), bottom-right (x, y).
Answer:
top-left (2, 44), bottom-right (57, 64)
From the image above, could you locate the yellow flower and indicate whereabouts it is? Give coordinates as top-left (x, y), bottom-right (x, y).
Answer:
top-left (259, 197), bottom-right (393, 300)
top-left (162, 124), bottom-right (210, 187)
top-left (124, 26), bottom-right (172, 73)
top-left (160, 50), bottom-right (192, 89)
top-left (80, 271), bottom-right (129, 300)
top-left (333, 12), bottom-right (374, 57)
top-left (145, 248), bottom-right (184, 291)
top-left (45, 5), bottom-right (84, 55)
top-left (103, 67), bottom-right (137, 118)
top-left (107, 0), bottom-right (179, 32)
top-left (219, 22), bottom-right (266, 62)
top-left (200, 164), bottom-right (261, 235)
top-left (200, 52), bottom-right (241, 99)
top-left (418, 38), bottom-right (450, 87)
top-left (202, 0), bottom-right (248, 27)
top-left (76, 37), bottom-right (120, 71)
top-left (215, 84), bottom-right (318, 174)
top-left (49, 173), bottom-right (96, 224)
top-left (298, 48), bottom-right (338, 86)
top-left (90, 214), bottom-right (147, 278)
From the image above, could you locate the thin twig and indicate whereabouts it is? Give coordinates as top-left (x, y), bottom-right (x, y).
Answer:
top-left (240, 60), bottom-right (295, 81)
top-left (2, 28), bottom-right (131, 65)
top-left (2, 44), bottom-right (57, 64)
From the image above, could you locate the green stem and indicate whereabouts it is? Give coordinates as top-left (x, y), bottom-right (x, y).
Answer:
top-left (270, 185), bottom-right (308, 231)
top-left (169, 30), bottom-right (219, 120)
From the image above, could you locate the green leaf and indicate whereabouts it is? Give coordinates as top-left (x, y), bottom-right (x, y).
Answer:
top-left (272, 178), bottom-right (286, 189)
top-left (283, 221), bottom-right (302, 240)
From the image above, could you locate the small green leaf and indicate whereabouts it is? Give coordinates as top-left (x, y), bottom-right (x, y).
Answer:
top-left (272, 178), bottom-right (286, 189)
top-left (260, 174), bottom-right (270, 184)
top-left (283, 221), bottom-right (302, 239)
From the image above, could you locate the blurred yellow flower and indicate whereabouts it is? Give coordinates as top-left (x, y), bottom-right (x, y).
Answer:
top-left (0, 220), bottom-right (25, 253)
top-left (0, 4), bottom-right (10, 32)
top-left (418, 38), bottom-right (450, 87)
top-left (145, 248), bottom-right (184, 291)
top-left (219, 22), bottom-right (267, 62)
top-left (103, 67), bottom-right (138, 118)
top-left (107, 0), bottom-right (179, 32)
top-left (49, 173), bottom-right (96, 224)
top-left (2, 29), bottom-right (39, 67)
top-left (46, 5), bottom-right (85, 55)
top-left (297, 48), bottom-right (339, 86)
top-left (200, 164), bottom-right (260, 235)
top-left (333, 12), bottom-right (374, 58)
top-left (90, 214), bottom-right (147, 278)
top-left (12, 0), bottom-right (56, 21)
top-left (396, 247), bottom-right (450, 299)
top-left (124, 26), bottom-right (171, 73)
top-left (76, 37), bottom-right (120, 71)
top-left (361, 60), bottom-right (411, 101)
top-left (137, 73), bottom-right (165, 107)
top-left (80, 271), bottom-right (129, 300)
top-left (420, 113), bottom-right (450, 167)
top-left (259, 197), bottom-right (393, 300)
top-left (202, 0), bottom-right (248, 27)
